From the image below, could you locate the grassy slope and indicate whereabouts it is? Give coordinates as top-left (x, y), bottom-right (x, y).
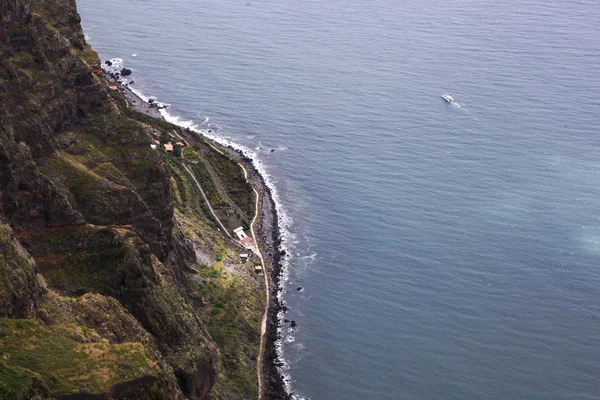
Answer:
top-left (0, 318), bottom-right (157, 398)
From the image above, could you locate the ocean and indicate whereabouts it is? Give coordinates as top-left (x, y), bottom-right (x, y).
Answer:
top-left (77, 0), bottom-right (600, 398)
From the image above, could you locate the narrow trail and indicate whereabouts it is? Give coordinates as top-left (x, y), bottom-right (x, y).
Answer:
top-left (240, 163), bottom-right (269, 400)
top-left (172, 132), bottom-right (232, 239)
top-left (200, 155), bottom-right (248, 220)
top-left (182, 163), bottom-right (231, 238)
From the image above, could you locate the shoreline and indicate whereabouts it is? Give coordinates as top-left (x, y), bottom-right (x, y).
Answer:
top-left (117, 81), bottom-right (291, 399)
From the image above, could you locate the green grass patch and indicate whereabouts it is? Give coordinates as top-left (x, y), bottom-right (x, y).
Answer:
top-left (0, 318), bottom-right (157, 396)
top-left (191, 260), bottom-right (262, 400)
top-left (191, 163), bottom-right (228, 209)
top-left (205, 151), bottom-right (255, 219)
top-left (0, 362), bottom-right (33, 400)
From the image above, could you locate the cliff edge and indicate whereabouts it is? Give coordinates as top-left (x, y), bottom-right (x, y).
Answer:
top-left (0, 0), bottom-right (266, 399)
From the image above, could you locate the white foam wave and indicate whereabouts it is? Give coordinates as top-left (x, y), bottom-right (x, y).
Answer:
top-left (303, 252), bottom-right (317, 262)
top-left (129, 87), bottom-right (150, 102)
top-left (292, 395), bottom-right (311, 400)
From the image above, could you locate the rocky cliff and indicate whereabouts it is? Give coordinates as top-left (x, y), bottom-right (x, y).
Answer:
top-left (0, 1), bottom-right (265, 399)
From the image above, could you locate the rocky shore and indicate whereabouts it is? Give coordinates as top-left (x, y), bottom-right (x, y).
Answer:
top-left (121, 85), bottom-right (164, 119)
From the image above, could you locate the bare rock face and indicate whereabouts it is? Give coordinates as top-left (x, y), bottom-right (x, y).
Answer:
top-left (0, 2), bottom-right (112, 157)
top-left (0, 221), bottom-right (41, 318)
top-left (0, 0), bottom-right (28, 22)
top-left (0, 134), bottom-right (85, 231)
top-left (0, 0), bottom-right (217, 398)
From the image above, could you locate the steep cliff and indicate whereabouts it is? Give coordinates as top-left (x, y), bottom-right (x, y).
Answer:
top-left (0, 0), bottom-right (264, 399)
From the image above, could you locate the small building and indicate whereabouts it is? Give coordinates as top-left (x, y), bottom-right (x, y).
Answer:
top-left (150, 144), bottom-right (157, 150)
top-left (254, 265), bottom-right (263, 273)
top-left (189, 160), bottom-right (199, 165)
top-left (234, 226), bottom-right (255, 248)
top-left (233, 227), bottom-right (248, 241)
top-left (240, 253), bottom-right (250, 261)
top-left (153, 139), bottom-right (160, 144)
top-left (108, 85), bottom-right (118, 90)
top-left (176, 141), bottom-right (185, 147)
top-left (164, 143), bottom-right (174, 152)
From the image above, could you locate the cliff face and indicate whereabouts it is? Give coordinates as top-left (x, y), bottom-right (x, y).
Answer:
top-left (0, 0), bottom-right (228, 398)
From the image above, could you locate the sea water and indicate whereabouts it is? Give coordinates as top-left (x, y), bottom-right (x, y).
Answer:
top-left (78, 0), bottom-right (600, 398)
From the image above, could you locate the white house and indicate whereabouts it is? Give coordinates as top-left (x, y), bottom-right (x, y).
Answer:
top-left (233, 227), bottom-right (248, 241)
top-left (234, 226), bottom-right (255, 249)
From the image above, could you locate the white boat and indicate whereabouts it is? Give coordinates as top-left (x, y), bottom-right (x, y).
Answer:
top-left (442, 94), bottom-right (453, 102)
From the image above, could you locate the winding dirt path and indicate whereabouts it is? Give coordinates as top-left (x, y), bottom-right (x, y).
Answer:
top-left (239, 163), bottom-right (269, 400)
top-left (172, 132), bottom-right (232, 239)
top-left (182, 163), bottom-right (231, 238)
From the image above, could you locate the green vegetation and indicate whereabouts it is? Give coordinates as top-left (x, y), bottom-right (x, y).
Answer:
top-left (205, 151), bottom-right (255, 219)
top-left (72, 40), bottom-right (84, 50)
top-left (0, 223), bottom-right (38, 319)
top-left (68, 13), bottom-right (81, 25)
top-left (183, 147), bottom-right (197, 158)
top-left (191, 162), bottom-right (228, 209)
top-left (0, 363), bottom-right (33, 400)
top-left (38, 244), bottom-right (128, 295)
top-left (191, 260), bottom-right (262, 400)
top-left (0, 318), bottom-right (157, 396)
top-left (168, 160), bottom-right (220, 228)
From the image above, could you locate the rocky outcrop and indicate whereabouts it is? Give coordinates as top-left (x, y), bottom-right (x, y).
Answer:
top-left (0, 221), bottom-right (41, 318)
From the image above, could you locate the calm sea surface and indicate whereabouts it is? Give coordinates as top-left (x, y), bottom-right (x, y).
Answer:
top-left (78, 0), bottom-right (600, 398)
